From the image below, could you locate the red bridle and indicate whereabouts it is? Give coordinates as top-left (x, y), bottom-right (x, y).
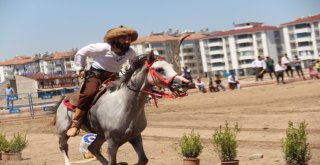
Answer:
top-left (142, 60), bottom-right (186, 107)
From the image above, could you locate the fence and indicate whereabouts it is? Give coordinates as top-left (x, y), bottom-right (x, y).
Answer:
top-left (0, 87), bottom-right (79, 120)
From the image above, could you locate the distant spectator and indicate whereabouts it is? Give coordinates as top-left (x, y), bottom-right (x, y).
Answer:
top-left (213, 74), bottom-right (225, 91)
top-left (315, 60), bottom-right (320, 73)
top-left (252, 55), bottom-right (266, 81)
top-left (195, 77), bottom-right (206, 93)
top-left (5, 84), bottom-right (15, 108)
top-left (274, 61), bottom-right (286, 84)
top-left (227, 72), bottom-right (240, 90)
top-left (281, 53), bottom-right (293, 78)
top-left (208, 77), bottom-right (215, 92)
top-left (182, 66), bottom-right (192, 83)
top-left (292, 55), bottom-right (305, 80)
top-left (309, 65), bottom-right (319, 79)
top-left (265, 56), bottom-right (276, 79)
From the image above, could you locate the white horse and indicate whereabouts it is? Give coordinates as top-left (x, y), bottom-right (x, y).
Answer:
top-left (53, 52), bottom-right (189, 165)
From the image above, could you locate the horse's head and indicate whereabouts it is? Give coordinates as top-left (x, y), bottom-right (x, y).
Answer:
top-left (145, 52), bottom-right (189, 97)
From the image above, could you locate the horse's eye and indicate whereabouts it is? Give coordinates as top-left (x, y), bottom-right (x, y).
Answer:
top-left (155, 67), bottom-right (164, 74)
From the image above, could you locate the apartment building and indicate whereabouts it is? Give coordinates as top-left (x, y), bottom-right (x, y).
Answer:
top-left (199, 22), bottom-right (283, 77)
top-left (281, 13), bottom-right (320, 67)
top-left (0, 50), bottom-right (77, 82)
top-left (179, 33), bottom-right (207, 77)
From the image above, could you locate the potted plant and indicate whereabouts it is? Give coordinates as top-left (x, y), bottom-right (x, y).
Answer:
top-left (0, 133), bottom-right (28, 161)
top-left (0, 133), bottom-right (10, 161)
top-left (179, 130), bottom-right (203, 165)
top-left (211, 121), bottom-right (240, 165)
top-left (281, 121), bottom-right (311, 165)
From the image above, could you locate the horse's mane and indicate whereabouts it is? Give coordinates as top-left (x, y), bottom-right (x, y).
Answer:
top-left (107, 54), bottom-right (150, 92)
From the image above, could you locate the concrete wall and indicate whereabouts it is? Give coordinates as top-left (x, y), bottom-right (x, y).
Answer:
top-left (15, 75), bottom-right (38, 95)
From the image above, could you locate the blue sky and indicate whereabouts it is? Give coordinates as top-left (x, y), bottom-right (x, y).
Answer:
top-left (0, 0), bottom-right (319, 61)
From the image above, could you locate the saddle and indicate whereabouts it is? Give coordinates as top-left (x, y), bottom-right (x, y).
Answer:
top-left (63, 80), bottom-right (112, 111)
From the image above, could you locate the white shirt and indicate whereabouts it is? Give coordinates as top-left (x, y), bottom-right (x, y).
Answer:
top-left (74, 43), bottom-right (137, 73)
top-left (251, 60), bottom-right (266, 69)
top-left (5, 87), bottom-right (14, 95)
top-left (227, 75), bottom-right (238, 83)
top-left (275, 64), bottom-right (285, 72)
top-left (281, 56), bottom-right (291, 65)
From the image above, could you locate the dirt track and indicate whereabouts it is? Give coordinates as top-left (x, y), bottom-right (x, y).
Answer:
top-left (0, 79), bottom-right (319, 165)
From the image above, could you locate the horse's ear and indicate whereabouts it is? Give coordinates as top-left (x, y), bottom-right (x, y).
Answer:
top-left (147, 50), bottom-right (156, 63)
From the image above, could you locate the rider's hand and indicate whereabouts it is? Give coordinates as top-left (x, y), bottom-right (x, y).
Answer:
top-left (79, 70), bottom-right (85, 79)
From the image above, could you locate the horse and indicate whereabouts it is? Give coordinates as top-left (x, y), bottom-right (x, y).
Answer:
top-left (53, 52), bottom-right (189, 165)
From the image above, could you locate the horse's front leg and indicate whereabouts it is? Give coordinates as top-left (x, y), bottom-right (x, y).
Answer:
top-left (129, 134), bottom-right (148, 165)
top-left (88, 135), bottom-right (108, 165)
top-left (106, 138), bottom-right (120, 165)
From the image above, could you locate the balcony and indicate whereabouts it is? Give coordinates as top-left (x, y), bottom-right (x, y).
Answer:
top-left (209, 49), bottom-right (223, 54)
top-left (240, 64), bottom-right (253, 68)
top-left (239, 55), bottom-right (255, 60)
top-left (208, 42), bottom-right (223, 47)
top-left (295, 28), bottom-right (311, 34)
top-left (297, 46), bottom-right (313, 51)
top-left (236, 38), bottom-right (253, 44)
top-left (210, 58), bottom-right (225, 63)
top-left (238, 46), bottom-right (254, 52)
top-left (210, 66), bottom-right (226, 70)
top-left (296, 37), bottom-right (312, 43)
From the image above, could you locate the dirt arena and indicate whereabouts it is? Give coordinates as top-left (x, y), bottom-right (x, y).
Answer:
top-left (0, 79), bottom-right (319, 165)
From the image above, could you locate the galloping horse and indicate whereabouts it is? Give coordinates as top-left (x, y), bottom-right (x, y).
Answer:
top-left (54, 52), bottom-right (189, 165)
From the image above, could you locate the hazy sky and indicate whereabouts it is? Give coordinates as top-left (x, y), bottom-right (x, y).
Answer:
top-left (0, 0), bottom-right (319, 61)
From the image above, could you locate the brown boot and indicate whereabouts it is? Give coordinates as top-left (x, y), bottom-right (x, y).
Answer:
top-left (67, 108), bottom-right (86, 137)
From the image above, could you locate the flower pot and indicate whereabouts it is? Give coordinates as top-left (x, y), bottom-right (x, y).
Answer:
top-left (9, 152), bottom-right (22, 161)
top-left (183, 158), bottom-right (200, 165)
top-left (221, 160), bottom-right (239, 165)
top-left (1, 152), bottom-right (10, 161)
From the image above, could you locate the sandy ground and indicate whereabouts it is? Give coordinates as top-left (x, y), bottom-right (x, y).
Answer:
top-left (0, 78), bottom-right (319, 165)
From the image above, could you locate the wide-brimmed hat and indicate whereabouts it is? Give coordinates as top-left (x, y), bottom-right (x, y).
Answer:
top-left (104, 25), bottom-right (138, 43)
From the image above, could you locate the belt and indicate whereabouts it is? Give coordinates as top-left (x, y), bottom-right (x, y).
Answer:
top-left (88, 67), bottom-right (116, 78)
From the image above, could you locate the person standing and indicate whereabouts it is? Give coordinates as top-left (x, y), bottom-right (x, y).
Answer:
top-left (281, 53), bottom-right (293, 78)
top-left (251, 56), bottom-right (266, 81)
top-left (274, 61), bottom-right (286, 84)
top-left (67, 25), bottom-right (139, 137)
top-left (265, 56), bottom-right (276, 80)
top-left (5, 84), bottom-right (15, 108)
top-left (292, 55), bottom-right (305, 80)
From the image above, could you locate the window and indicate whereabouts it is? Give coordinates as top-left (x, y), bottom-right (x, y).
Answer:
top-left (211, 54), bottom-right (224, 59)
top-left (297, 41), bottom-right (312, 47)
top-left (211, 62), bottom-right (225, 67)
top-left (151, 42), bottom-right (163, 48)
top-left (209, 46), bottom-right (223, 51)
top-left (296, 33), bottom-right (311, 38)
top-left (208, 38), bottom-right (222, 43)
top-left (182, 40), bottom-right (194, 45)
top-left (239, 51), bottom-right (254, 56)
top-left (240, 59), bottom-right (254, 64)
top-left (238, 43), bottom-right (252, 47)
top-left (295, 23), bottom-right (310, 29)
top-left (183, 48), bottom-right (194, 53)
top-left (237, 34), bottom-right (252, 39)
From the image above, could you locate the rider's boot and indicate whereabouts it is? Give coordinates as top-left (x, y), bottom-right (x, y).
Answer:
top-left (67, 108), bottom-right (86, 137)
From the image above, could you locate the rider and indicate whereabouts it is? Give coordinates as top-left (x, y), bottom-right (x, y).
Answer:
top-left (67, 25), bottom-right (138, 137)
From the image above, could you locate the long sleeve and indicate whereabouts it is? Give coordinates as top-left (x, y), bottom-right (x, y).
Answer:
top-left (74, 43), bottom-right (108, 71)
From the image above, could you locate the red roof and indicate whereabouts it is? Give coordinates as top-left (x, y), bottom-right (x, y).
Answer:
top-left (132, 34), bottom-right (178, 44)
top-left (0, 56), bottom-right (33, 66)
top-left (281, 14), bottom-right (320, 26)
top-left (204, 26), bottom-right (280, 38)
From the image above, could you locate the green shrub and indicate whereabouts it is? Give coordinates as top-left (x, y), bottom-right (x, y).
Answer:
top-left (9, 133), bottom-right (28, 153)
top-left (211, 121), bottom-right (240, 162)
top-left (179, 130), bottom-right (203, 158)
top-left (281, 121), bottom-right (311, 165)
top-left (0, 133), bottom-right (11, 153)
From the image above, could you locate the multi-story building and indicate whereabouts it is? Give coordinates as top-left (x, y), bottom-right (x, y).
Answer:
top-left (0, 49), bottom-right (77, 83)
top-left (179, 33), bottom-right (207, 77)
top-left (132, 33), bottom-right (179, 62)
top-left (281, 13), bottom-right (320, 67)
top-left (200, 22), bottom-right (283, 77)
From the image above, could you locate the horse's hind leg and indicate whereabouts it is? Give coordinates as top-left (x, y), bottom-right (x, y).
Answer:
top-left (88, 135), bottom-right (108, 165)
top-left (58, 133), bottom-right (71, 165)
top-left (129, 134), bottom-right (148, 165)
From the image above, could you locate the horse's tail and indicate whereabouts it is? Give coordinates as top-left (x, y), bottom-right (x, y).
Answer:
top-left (50, 96), bottom-right (65, 126)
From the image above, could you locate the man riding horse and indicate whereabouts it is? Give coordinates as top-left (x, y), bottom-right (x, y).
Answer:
top-left (67, 25), bottom-right (138, 137)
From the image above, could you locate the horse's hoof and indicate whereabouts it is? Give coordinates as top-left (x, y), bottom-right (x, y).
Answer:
top-left (117, 162), bottom-right (128, 165)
